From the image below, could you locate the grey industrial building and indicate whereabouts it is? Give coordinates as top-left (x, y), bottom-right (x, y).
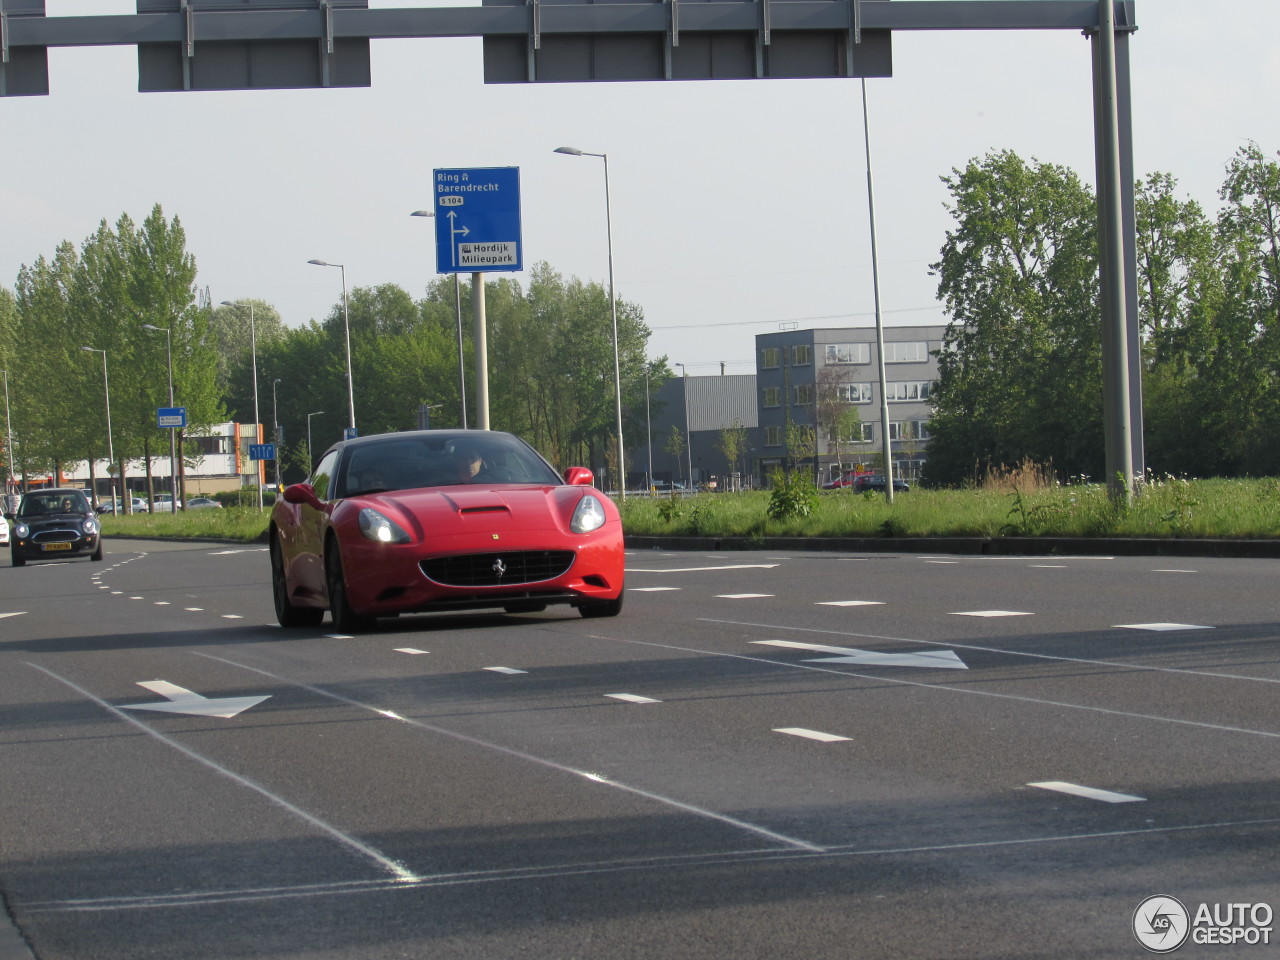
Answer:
top-left (639, 324), bottom-right (946, 489)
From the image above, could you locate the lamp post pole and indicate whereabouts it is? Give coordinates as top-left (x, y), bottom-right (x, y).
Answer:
top-left (307, 410), bottom-right (324, 471)
top-left (411, 210), bottom-right (468, 429)
top-left (555, 146), bottom-right (626, 499)
top-left (307, 260), bottom-right (357, 436)
top-left (644, 366), bottom-right (653, 494)
top-left (220, 301), bottom-right (263, 511)
top-left (80, 347), bottom-right (118, 509)
top-left (2, 368), bottom-right (14, 504)
top-left (675, 362), bottom-right (693, 489)
top-left (272, 378), bottom-right (282, 491)
top-left (142, 323), bottom-right (178, 512)
top-left (860, 79), bottom-right (895, 504)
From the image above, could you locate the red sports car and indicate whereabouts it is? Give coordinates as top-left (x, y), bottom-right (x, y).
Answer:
top-left (269, 430), bottom-right (625, 631)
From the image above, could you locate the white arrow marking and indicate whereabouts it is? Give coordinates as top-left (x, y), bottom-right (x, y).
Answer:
top-left (753, 639), bottom-right (968, 670)
top-left (0, 612), bottom-right (26, 619)
top-left (1028, 781), bottom-right (1145, 803)
top-left (120, 680), bottom-right (270, 719)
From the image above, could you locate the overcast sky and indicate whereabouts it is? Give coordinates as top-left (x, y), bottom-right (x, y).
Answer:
top-left (4, 0), bottom-right (1277, 376)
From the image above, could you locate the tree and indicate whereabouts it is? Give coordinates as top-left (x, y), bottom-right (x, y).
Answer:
top-left (716, 421), bottom-right (750, 487)
top-left (925, 150), bottom-right (1102, 485)
top-left (664, 425), bottom-right (686, 484)
top-left (816, 365), bottom-right (861, 478)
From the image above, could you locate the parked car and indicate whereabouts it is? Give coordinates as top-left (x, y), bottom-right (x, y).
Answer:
top-left (269, 429), bottom-right (626, 631)
top-left (96, 497), bottom-right (148, 514)
top-left (7, 488), bottom-right (102, 566)
top-left (186, 497), bottom-right (223, 509)
top-left (149, 496), bottom-right (184, 511)
top-left (852, 473), bottom-right (910, 493)
top-left (0, 513), bottom-right (8, 547)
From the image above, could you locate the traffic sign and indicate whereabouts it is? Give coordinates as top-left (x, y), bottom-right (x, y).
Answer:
top-left (157, 406), bottom-right (187, 428)
top-left (249, 444), bottom-right (275, 461)
top-left (433, 167), bottom-right (522, 274)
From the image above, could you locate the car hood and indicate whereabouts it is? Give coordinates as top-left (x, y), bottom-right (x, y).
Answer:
top-left (354, 485), bottom-right (605, 538)
top-left (21, 512), bottom-right (92, 527)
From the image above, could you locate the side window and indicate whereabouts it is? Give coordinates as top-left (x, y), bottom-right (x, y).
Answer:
top-left (311, 451), bottom-right (339, 501)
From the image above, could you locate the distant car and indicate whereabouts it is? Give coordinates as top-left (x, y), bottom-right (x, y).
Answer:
top-left (96, 497), bottom-right (148, 514)
top-left (852, 474), bottom-right (910, 493)
top-left (186, 497), bottom-right (223, 509)
top-left (270, 429), bottom-right (626, 631)
top-left (0, 513), bottom-right (8, 547)
top-left (7, 488), bottom-right (103, 566)
top-left (149, 496), bottom-right (184, 511)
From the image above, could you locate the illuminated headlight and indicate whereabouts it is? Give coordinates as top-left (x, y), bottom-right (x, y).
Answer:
top-left (82, 518), bottom-right (99, 535)
top-left (358, 507), bottom-right (410, 544)
top-left (570, 495), bottom-right (607, 534)
top-left (14, 522), bottom-right (29, 539)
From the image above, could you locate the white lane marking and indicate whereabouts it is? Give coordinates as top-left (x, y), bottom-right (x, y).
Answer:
top-left (1028, 781), bottom-right (1145, 803)
top-left (922, 555), bottom-right (1115, 562)
top-left (208, 548), bottom-right (269, 556)
top-left (952, 610), bottom-right (1033, 618)
top-left (631, 587), bottom-right (681, 592)
top-left (629, 564), bottom-right (780, 574)
top-left (326, 634), bottom-right (354, 640)
top-left (605, 693), bottom-right (661, 704)
top-left (817, 600), bottom-right (884, 607)
top-left (485, 666), bottom-right (527, 675)
top-left (154, 602), bottom-right (170, 606)
top-left (395, 648), bottom-right (429, 655)
top-left (29, 663), bottom-right (416, 882)
top-left (221, 614), bottom-right (244, 620)
top-left (130, 596), bottom-right (144, 601)
top-left (774, 727), bottom-right (852, 743)
top-left (717, 593), bottom-right (774, 599)
top-left (1115, 623), bottom-right (1212, 632)
top-left (201, 653), bottom-right (824, 853)
top-left (185, 607), bottom-right (203, 612)
top-left (111, 591), bottom-right (123, 595)
top-left (1153, 569), bottom-right (1196, 574)
top-left (754, 639), bottom-right (968, 670)
top-left (1030, 564), bottom-right (1067, 569)
top-left (925, 560), bottom-right (959, 564)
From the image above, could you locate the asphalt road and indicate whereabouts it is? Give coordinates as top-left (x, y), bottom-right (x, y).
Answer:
top-left (2, 540), bottom-right (1278, 959)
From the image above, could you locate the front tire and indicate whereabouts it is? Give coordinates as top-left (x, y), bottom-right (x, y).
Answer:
top-left (11, 549), bottom-right (25, 568)
top-left (272, 535), bottom-right (324, 628)
top-left (579, 592), bottom-right (624, 619)
top-left (325, 539), bottom-right (374, 633)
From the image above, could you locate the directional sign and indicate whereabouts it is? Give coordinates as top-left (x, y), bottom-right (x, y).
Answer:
top-left (157, 406), bottom-right (187, 428)
top-left (753, 639), bottom-right (969, 670)
top-left (249, 443), bottom-right (275, 461)
top-left (119, 680), bottom-right (270, 719)
top-left (433, 167), bottom-right (522, 274)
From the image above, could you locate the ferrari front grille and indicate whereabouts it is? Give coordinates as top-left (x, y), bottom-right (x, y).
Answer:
top-left (421, 550), bottom-right (574, 587)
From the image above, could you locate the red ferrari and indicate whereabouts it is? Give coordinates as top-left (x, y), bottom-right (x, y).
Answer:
top-left (269, 430), bottom-right (625, 631)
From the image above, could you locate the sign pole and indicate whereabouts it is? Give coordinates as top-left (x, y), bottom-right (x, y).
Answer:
top-left (473, 272), bottom-right (490, 430)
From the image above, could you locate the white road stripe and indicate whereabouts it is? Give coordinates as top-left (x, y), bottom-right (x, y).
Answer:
top-left (817, 600), bottom-right (884, 607)
top-left (718, 594), bottom-right (774, 599)
top-left (1028, 781), bottom-right (1145, 803)
top-left (485, 666), bottom-right (527, 675)
top-left (952, 610), bottom-right (1033, 618)
top-left (629, 564), bottom-right (780, 574)
top-left (395, 648), bottom-right (429, 655)
top-left (1115, 622), bottom-right (1212, 632)
top-left (605, 693), bottom-right (661, 704)
top-left (774, 727), bottom-right (852, 743)
top-left (631, 587), bottom-right (681, 592)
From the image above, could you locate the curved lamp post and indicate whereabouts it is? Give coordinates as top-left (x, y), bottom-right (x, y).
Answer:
top-left (307, 259), bottom-right (357, 436)
top-left (220, 300), bottom-right (263, 511)
top-left (80, 347), bottom-right (118, 509)
top-left (141, 323), bottom-right (179, 512)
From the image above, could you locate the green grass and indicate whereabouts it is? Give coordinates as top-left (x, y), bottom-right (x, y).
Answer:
top-left (97, 477), bottom-right (1280, 544)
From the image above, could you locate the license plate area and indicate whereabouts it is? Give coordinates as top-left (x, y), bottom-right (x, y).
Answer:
top-left (41, 542), bottom-right (72, 551)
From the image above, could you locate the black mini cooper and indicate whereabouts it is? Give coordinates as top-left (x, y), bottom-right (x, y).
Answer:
top-left (7, 488), bottom-right (103, 566)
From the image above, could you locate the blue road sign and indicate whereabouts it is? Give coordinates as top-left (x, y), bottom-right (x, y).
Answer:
top-left (157, 407), bottom-right (187, 428)
top-left (249, 444), bottom-right (276, 461)
top-left (433, 167), bottom-right (522, 274)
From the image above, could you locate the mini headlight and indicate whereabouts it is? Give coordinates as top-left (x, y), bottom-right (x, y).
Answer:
top-left (570, 494), bottom-right (607, 534)
top-left (82, 518), bottom-right (99, 535)
top-left (15, 522), bottom-right (29, 539)
top-left (358, 507), bottom-right (411, 544)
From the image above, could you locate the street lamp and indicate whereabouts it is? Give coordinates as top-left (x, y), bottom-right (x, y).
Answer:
top-left (411, 210), bottom-right (468, 429)
top-left (643, 365), bottom-right (654, 494)
top-left (307, 410), bottom-right (324, 470)
top-left (80, 347), bottom-right (118, 509)
top-left (555, 145), bottom-right (626, 499)
top-left (141, 323), bottom-right (178, 513)
top-left (272, 378), bottom-right (282, 491)
top-left (2, 368), bottom-right (14, 504)
top-left (220, 300), bottom-right (263, 511)
top-left (675, 362), bottom-right (693, 489)
top-left (307, 259), bottom-right (357, 436)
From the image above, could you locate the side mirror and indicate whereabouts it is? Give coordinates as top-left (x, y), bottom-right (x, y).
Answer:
top-left (282, 483), bottom-right (323, 509)
top-left (563, 467), bottom-right (594, 487)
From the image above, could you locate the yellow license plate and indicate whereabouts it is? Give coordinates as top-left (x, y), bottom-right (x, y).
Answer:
top-left (41, 542), bottom-right (72, 551)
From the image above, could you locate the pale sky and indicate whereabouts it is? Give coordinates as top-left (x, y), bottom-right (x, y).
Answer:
top-left (3, 0), bottom-right (1277, 376)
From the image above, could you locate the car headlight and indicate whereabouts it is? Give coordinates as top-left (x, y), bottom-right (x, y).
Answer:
top-left (82, 517), bottom-right (99, 535)
top-left (14, 522), bottom-right (29, 539)
top-left (358, 507), bottom-right (411, 544)
top-left (570, 494), bottom-right (607, 534)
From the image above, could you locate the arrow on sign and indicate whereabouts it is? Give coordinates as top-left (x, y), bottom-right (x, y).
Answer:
top-left (753, 639), bottom-right (968, 670)
top-left (120, 680), bottom-right (270, 718)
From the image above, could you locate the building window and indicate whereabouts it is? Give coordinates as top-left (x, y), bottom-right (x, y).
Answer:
top-left (760, 347), bottom-right (781, 369)
top-left (792, 383), bottom-right (814, 405)
top-left (889, 420), bottom-right (932, 441)
top-left (189, 435), bottom-right (232, 456)
top-left (825, 342), bottom-right (870, 365)
top-left (837, 382), bottom-right (873, 404)
top-left (835, 421), bottom-right (873, 443)
top-left (761, 386), bottom-right (781, 408)
top-left (884, 341), bottom-right (929, 363)
top-left (792, 344), bottom-right (812, 366)
top-left (887, 381), bottom-right (933, 402)
top-left (764, 426), bottom-right (783, 447)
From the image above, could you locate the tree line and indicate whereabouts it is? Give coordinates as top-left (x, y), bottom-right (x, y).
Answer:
top-left (0, 208), bottom-right (671, 494)
top-left (925, 142), bottom-right (1280, 485)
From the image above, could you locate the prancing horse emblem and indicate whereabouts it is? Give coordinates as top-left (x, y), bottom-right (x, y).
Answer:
top-left (492, 558), bottom-right (507, 578)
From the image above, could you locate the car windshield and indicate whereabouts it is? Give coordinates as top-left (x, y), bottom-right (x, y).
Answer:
top-left (335, 433), bottom-right (561, 498)
top-left (19, 491), bottom-right (90, 517)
